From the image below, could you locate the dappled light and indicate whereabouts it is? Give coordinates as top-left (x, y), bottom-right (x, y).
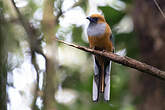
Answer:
top-left (1, 0), bottom-right (165, 110)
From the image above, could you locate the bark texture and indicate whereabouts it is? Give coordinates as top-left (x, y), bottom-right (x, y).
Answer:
top-left (132, 0), bottom-right (165, 110)
top-left (42, 0), bottom-right (57, 110)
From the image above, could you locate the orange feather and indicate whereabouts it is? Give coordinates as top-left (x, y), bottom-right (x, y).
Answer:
top-left (87, 14), bottom-right (113, 101)
top-left (88, 20), bottom-right (113, 52)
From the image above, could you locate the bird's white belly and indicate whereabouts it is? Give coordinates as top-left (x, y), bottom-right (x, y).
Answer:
top-left (87, 23), bottom-right (106, 37)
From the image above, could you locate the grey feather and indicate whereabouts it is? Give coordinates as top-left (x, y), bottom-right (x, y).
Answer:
top-left (87, 23), bottom-right (106, 37)
top-left (92, 56), bottom-right (100, 101)
top-left (104, 61), bottom-right (111, 101)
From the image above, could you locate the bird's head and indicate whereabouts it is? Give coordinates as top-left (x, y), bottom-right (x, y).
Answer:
top-left (86, 14), bottom-right (106, 24)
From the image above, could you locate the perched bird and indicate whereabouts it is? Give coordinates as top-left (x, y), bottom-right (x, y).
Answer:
top-left (87, 14), bottom-right (114, 101)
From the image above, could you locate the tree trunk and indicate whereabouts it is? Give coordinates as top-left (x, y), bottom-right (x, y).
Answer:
top-left (42, 0), bottom-right (58, 110)
top-left (132, 0), bottom-right (165, 110)
top-left (0, 8), bottom-right (7, 110)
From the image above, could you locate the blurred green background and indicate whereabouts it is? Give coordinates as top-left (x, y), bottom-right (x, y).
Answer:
top-left (1, 0), bottom-right (165, 110)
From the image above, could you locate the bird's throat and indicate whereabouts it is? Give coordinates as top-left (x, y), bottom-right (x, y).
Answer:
top-left (87, 23), bottom-right (106, 37)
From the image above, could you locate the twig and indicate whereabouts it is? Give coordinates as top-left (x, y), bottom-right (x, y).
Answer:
top-left (11, 0), bottom-right (30, 32)
top-left (56, 38), bottom-right (165, 80)
top-left (11, 0), bottom-right (46, 109)
top-left (31, 51), bottom-right (40, 110)
top-left (153, 0), bottom-right (165, 19)
top-left (56, 0), bottom-right (84, 19)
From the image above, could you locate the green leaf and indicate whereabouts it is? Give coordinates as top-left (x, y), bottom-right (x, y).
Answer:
top-left (115, 32), bottom-right (139, 58)
top-left (121, 0), bottom-right (132, 4)
top-left (99, 6), bottom-right (125, 27)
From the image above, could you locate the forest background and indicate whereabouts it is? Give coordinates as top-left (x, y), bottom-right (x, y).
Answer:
top-left (0, 0), bottom-right (165, 110)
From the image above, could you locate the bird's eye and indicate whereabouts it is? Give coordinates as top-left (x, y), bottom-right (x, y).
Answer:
top-left (93, 17), bottom-right (98, 22)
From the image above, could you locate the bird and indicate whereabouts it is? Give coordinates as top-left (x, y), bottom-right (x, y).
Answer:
top-left (86, 14), bottom-right (114, 102)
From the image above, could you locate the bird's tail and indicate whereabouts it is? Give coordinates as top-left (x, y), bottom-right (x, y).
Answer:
top-left (104, 60), bottom-right (111, 101)
top-left (92, 56), bottom-right (111, 101)
top-left (92, 56), bottom-right (100, 102)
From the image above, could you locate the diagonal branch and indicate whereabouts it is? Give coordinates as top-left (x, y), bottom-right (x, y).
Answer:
top-left (56, 38), bottom-right (165, 80)
top-left (11, 0), bottom-right (46, 109)
top-left (153, 0), bottom-right (165, 19)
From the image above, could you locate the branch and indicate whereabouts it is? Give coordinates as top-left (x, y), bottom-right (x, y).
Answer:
top-left (56, 38), bottom-right (165, 80)
top-left (31, 51), bottom-right (40, 110)
top-left (153, 0), bottom-right (165, 19)
top-left (11, 0), bottom-right (30, 33)
top-left (55, 0), bottom-right (84, 23)
top-left (11, 0), bottom-right (46, 109)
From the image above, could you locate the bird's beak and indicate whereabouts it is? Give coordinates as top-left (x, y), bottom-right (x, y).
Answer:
top-left (86, 17), bottom-right (91, 21)
top-left (86, 16), bottom-right (97, 23)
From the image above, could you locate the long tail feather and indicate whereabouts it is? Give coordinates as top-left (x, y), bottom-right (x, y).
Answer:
top-left (104, 61), bottom-right (111, 101)
top-left (92, 56), bottom-right (100, 101)
top-left (92, 76), bottom-right (99, 101)
top-left (93, 55), bottom-right (112, 101)
top-left (100, 64), bottom-right (105, 93)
